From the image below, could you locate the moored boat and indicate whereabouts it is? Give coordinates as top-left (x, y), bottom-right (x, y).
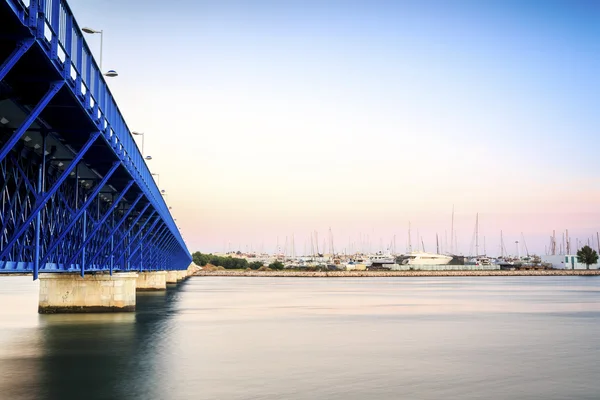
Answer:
top-left (399, 251), bottom-right (453, 265)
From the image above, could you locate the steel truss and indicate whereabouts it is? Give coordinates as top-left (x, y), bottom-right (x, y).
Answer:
top-left (0, 0), bottom-right (191, 278)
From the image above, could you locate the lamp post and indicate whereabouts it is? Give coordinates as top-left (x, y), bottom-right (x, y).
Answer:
top-left (151, 173), bottom-right (160, 186)
top-left (161, 189), bottom-right (168, 202)
top-left (82, 27), bottom-right (118, 77)
top-left (132, 131), bottom-right (145, 156)
top-left (82, 27), bottom-right (103, 69)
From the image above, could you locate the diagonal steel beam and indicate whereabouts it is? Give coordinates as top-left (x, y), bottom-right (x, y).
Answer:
top-left (8, 154), bottom-right (37, 196)
top-left (0, 132), bottom-right (100, 262)
top-left (163, 241), bottom-right (180, 271)
top-left (142, 226), bottom-right (172, 270)
top-left (66, 185), bottom-right (138, 273)
top-left (86, 201), bottom-right (150, 271)
top-left (105, 213), bottom-right (159, 272)
top-left (0, 39), bottom-right (34, 82)
top-left (115, 219), bottom-right (164, 269)
top-left (135, 226), bottom-right (172, 270)
top-left (76, 181), bottom-right (136, 277)
top-left (148, 229), bottom-right (175, 269)
top-left (125, 222), bottom-right (168, 269)
top-left (144, 225), bottom-right (174, 269)
top-left (157, 237), bottom-right (178, 270)
top-left (0, 81), bottom-right (64, 164)
top-left (39, 161), bottom-right (120, 267)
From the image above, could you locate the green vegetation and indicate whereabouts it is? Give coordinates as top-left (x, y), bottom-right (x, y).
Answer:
top-left (268, 261), bottom-right (285, 270)
top-left (192, 251), bottom-right (249, 270)
top-left (576, 246), bottom-right (599, 269)
top-left (248, 261), bottom-right (264, 270)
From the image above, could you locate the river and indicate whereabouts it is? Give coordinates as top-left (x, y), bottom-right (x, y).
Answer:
top-left (0, 276), bottom-right (599, 399)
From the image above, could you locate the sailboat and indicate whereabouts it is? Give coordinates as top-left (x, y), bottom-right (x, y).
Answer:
top-left (466, 213), bottom-right (493, 266)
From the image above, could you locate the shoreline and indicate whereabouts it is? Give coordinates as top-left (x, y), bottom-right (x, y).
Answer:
top-left (194, 269), bottom-right (600, 278)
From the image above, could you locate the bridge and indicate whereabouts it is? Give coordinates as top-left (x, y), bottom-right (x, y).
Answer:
top-left (0, 0), bottom-right (193, 312)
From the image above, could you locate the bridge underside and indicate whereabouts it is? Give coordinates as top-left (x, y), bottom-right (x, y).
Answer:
top-left (0, 0), bottom-right (191, 279)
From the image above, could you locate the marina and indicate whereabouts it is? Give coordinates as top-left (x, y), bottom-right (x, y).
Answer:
top-left (207, 216), bottom-right (600, 272)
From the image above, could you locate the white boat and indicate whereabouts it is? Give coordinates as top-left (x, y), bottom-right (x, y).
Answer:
top-left (400, 251), bottom-right (452, 265)
top-left (467, 256), bottom-right (493, 266)
top-left (347, 255), bottom-right (371, 270)
top-left (369, 252), bottom-right (396, 267)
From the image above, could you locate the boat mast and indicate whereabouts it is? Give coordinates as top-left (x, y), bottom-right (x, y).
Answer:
top-left (475, 213), bottom-right (479, 257)
top-left (450, 205), bottom-right (455, 254)
top-left (521, 232), bottom-right (529, 256)
top-left (500, 230), bottom-right (504, 258)
top-left (408, 222), bottom-right (412, 253)
top-left (436, 234), bottom-right (439, 254)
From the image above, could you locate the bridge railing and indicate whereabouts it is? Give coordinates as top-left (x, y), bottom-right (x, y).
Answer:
top-left (8, 0), bottom-right (189, 258)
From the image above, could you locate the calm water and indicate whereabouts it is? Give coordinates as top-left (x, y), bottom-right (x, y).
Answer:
top-left (0, 276), bottom-right (599, 399)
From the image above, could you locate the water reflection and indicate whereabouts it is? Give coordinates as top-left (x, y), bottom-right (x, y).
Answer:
top-left (1, 276), bottom-right (599, 400)
top-left (0, 278), bottom-right (183, 400)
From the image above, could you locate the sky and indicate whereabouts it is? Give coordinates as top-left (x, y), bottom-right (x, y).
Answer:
top-left (68, 0), bottom-right (600, 256)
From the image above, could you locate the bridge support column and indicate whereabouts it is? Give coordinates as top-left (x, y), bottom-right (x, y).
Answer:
top-left (136, 271), bottom-right (167, 291)
top-left (178, 271), bottom-right (188, 281)
top-left (38, 273), bottom-right (138, 313)
top-left (165, 270), bottom-right (179, 284)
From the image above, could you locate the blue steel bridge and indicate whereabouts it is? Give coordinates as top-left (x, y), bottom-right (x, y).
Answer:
top-left (0, 0), bottom-right (192, 280)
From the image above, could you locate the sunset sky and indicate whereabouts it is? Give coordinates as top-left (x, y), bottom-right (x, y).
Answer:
top-left (69, 0), bottom-right (600, 256)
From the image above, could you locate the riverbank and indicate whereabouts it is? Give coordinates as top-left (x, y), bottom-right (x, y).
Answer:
top-left (193, 269), bottom-right (600, 278)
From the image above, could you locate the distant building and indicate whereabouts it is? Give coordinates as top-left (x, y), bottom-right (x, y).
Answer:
top-left (541, 255), bottom-right (598, 269)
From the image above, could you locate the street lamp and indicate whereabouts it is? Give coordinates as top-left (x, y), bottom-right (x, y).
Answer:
top-left (82, 27), bottom-right (103, 69)
top-left (132, 131), bottom-right (145, 156)
top-left (144, 155), bottom-right (152, 160)
top-left (82, 27), bottom-right (118, 77)
top-left (151, 173), bottom-right (160, 185)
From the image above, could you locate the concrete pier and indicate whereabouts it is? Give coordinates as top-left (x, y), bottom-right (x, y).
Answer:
top-left (178, 270), bottom-right (188, 281)
top-left (165, 270), bottom-right (179, 284)
top-left (38, 273), bottom-right (138, 313)
top-left (136, 271), bottom-right (167, 291)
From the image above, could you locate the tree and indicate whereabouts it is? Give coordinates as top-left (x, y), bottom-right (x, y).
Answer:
top-left (192, 251), bottom-right (210, 266)
top-left (192, 252), bottom-right (249, 269)
top-left (248, 261), bottom-right (264, 270)
top-left (576, 245), bottom-right (599, 269)
top-left (268, 261), bottom-right (284, 270)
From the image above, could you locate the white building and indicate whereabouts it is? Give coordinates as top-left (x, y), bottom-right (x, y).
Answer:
top-left (541, 255), bottom-right (598, 270)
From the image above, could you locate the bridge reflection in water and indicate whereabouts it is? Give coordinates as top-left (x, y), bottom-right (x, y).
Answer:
top-left (0, 277), bottom-right (186, 400)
